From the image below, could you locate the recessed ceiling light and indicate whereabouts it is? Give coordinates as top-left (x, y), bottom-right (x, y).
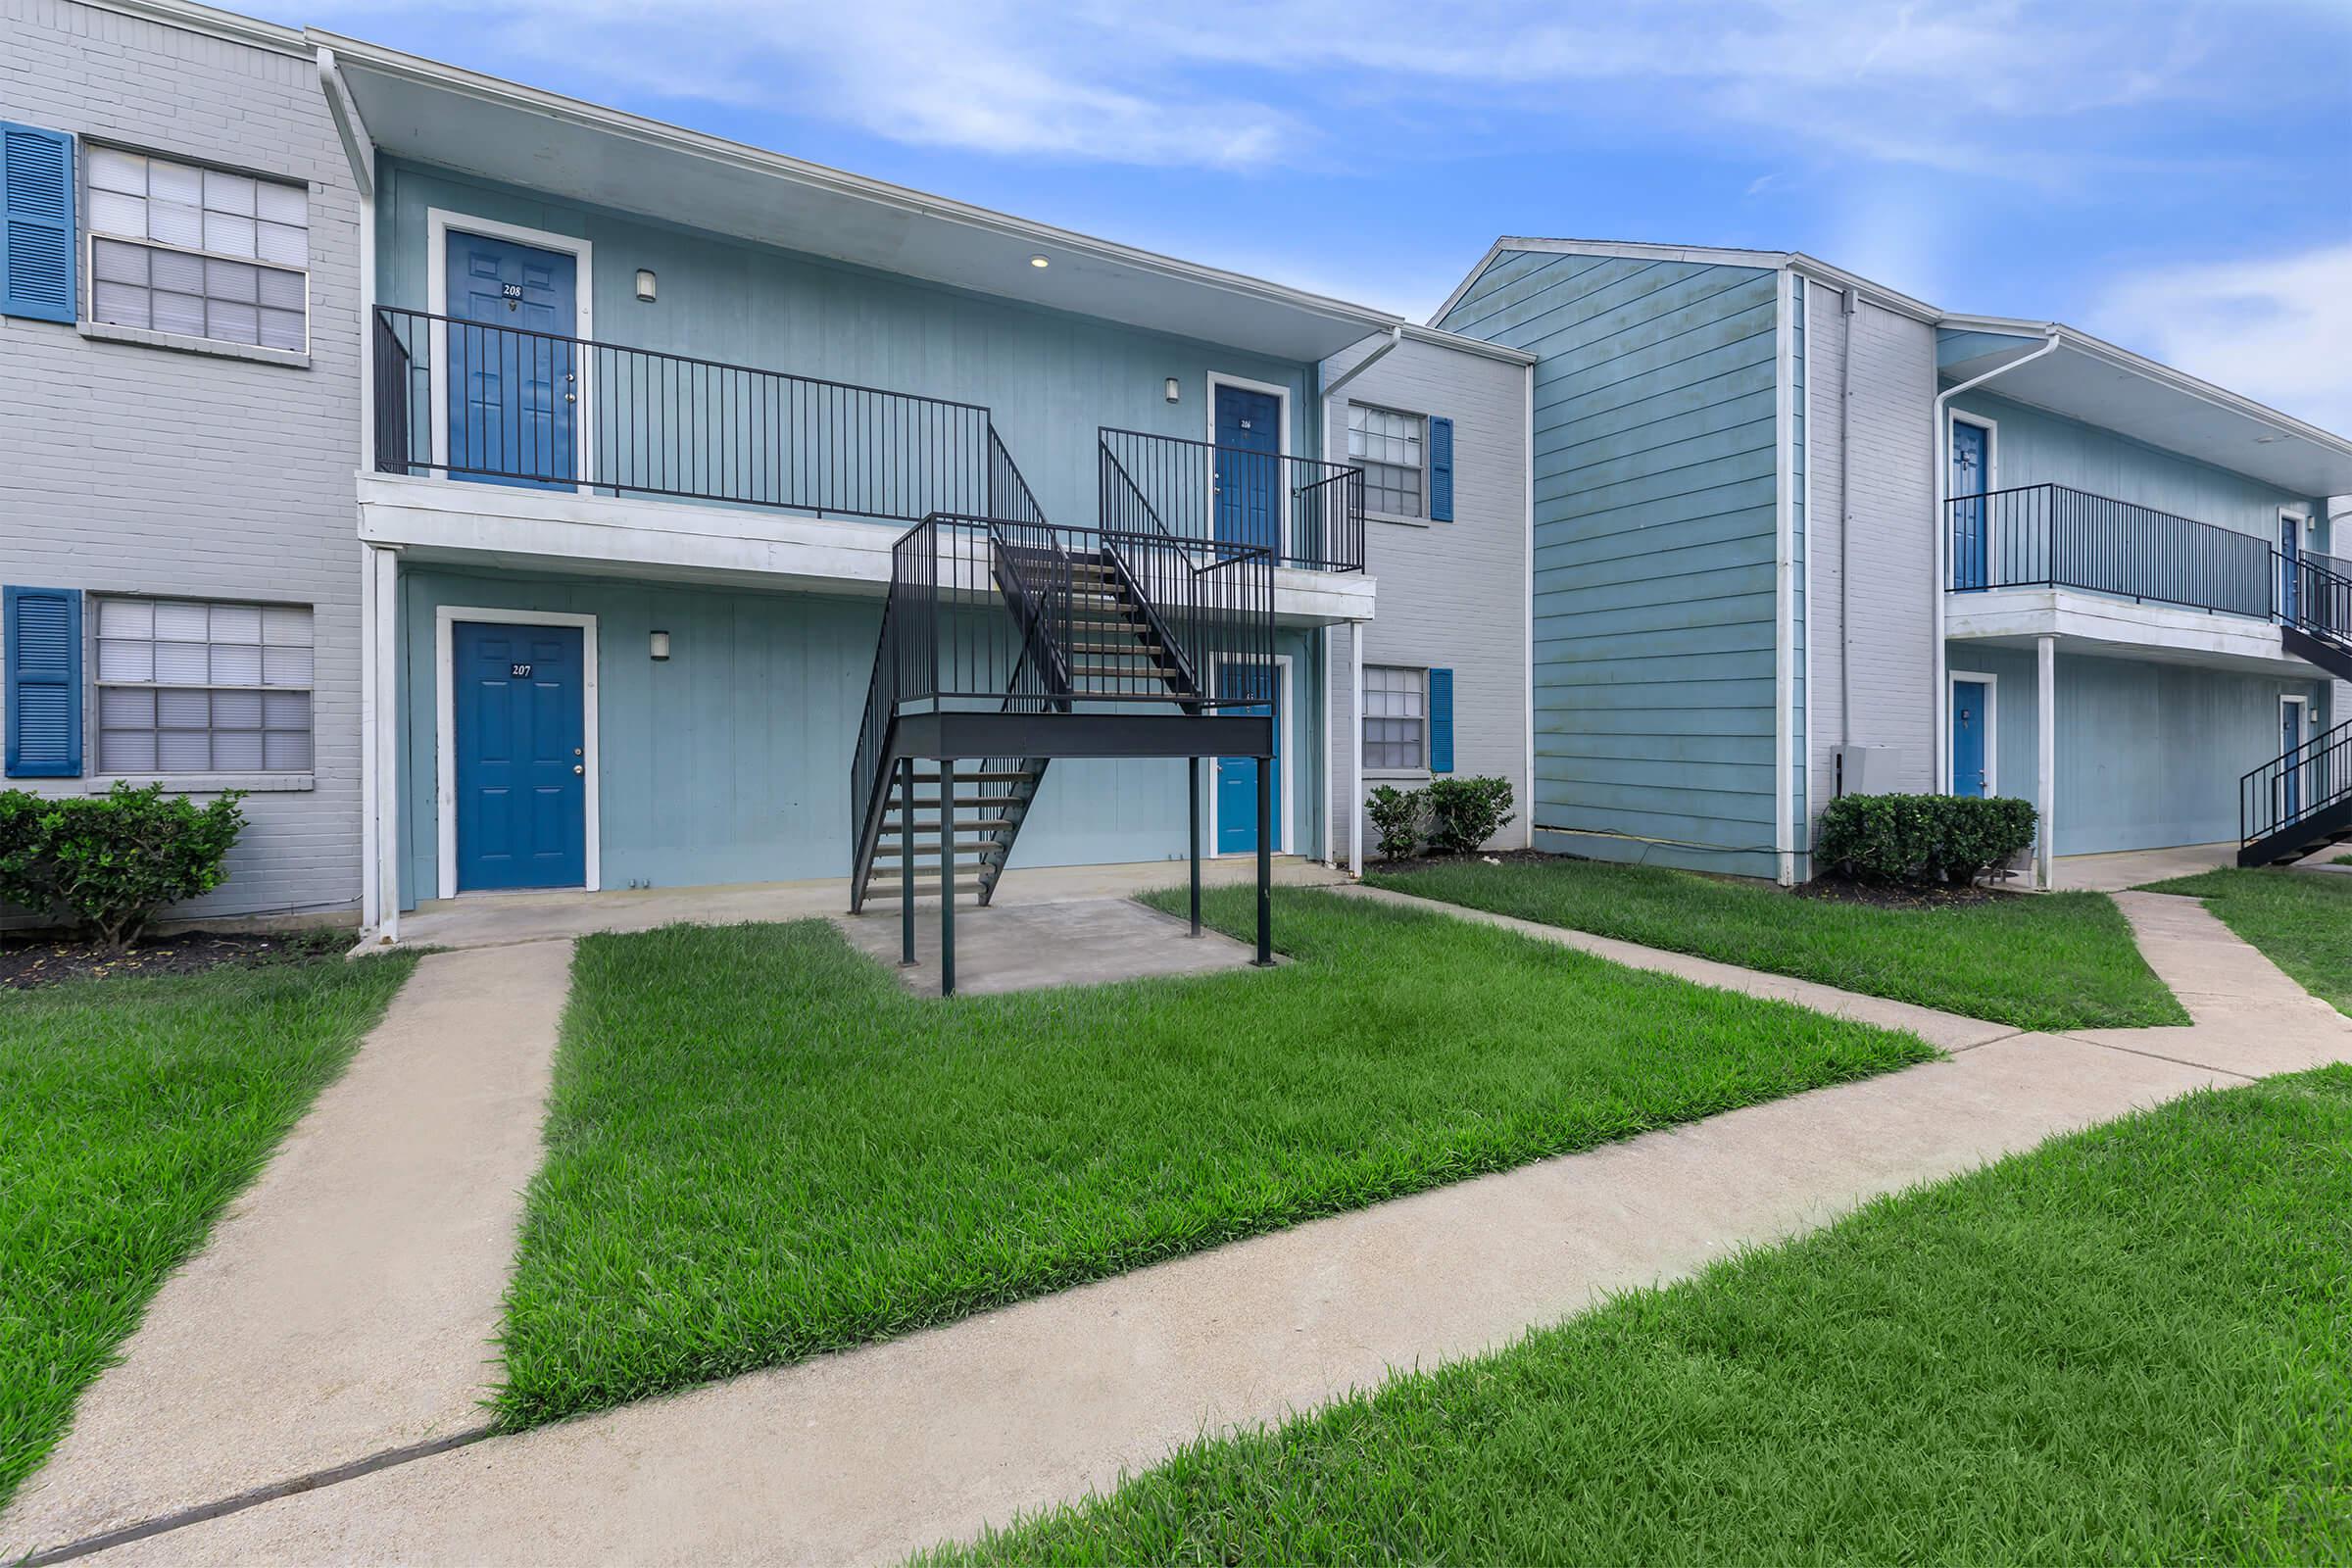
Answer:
top-left (2255, 433), bottom-right (2283, 444)
top-left (1028, 254), bottom-right (1051, 269)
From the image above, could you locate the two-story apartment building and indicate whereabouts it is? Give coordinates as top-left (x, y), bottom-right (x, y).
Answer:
top-left (1436, 239), bottom-right (2352, 887)
top-left (5, 0), bottom-right (1537, 945)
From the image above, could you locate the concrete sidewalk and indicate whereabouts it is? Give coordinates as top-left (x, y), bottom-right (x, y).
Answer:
top-left (2, 942), bottom-right (574, 1564)
top-left (67, 886), bottom-right (2351, 1566)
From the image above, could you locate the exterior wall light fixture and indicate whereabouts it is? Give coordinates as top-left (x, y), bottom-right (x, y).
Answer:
top-left (650, 629), bottom-right (671, 661)
top-left (634, 270), bottom-right (658, 302)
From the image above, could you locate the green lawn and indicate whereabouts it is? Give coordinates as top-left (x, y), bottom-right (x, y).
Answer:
top-left (931, 1066), bottom-right (2352, 1566)
top-left (1368, 858), bottom-right (2183, 1031)
top-left (2139, 866), bottom-right (2352, 1014)
top-left (496, 887), bottom-right (1935, 1428)
top-left (0, 952), bottom-right (416, 1509)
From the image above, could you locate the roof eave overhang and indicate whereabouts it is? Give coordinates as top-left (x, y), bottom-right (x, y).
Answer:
top-left (310, 29), bottom-right (1402, 363)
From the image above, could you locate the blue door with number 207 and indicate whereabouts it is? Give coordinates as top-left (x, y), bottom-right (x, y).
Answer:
top-left (1215, 662), bottom-right (1280, 855)
top-left (453, 621), bottom-right (586, 891)
top-left (1214, 383), bottom-right (1282, 554)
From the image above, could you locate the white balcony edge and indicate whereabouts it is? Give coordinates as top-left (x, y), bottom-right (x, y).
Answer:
top-left (1944, 586), bottom-right (2310, 676)
top-left (353, 472), bottom-right (1376, 624)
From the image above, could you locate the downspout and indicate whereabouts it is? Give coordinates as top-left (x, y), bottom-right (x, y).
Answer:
top-left (1838, 286), bottom-right (1854, 750)
top-left (1932, 327), bottom-right (2060, 797)
top-left (1319, 325), bottom-right (1400, 878)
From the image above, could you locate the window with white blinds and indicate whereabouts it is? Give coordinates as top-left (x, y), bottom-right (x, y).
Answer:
top-left (82, 145), bottom-right (308, 351)
top-left (1363, 664), bottom-right (1426, 770)
top-left (93, 598), bottom-right (314, 774)
top-left (1348, 404), bottom-right (1426, 518)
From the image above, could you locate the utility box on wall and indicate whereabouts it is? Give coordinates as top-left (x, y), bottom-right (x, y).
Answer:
top-left (1832, 744), bottom-right (1925, 797)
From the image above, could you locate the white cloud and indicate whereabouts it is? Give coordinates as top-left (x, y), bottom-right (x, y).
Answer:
top-left (315, 0), bottom-right (2319, 176)
top-left (2093, 243), bottom-right (2352, 436)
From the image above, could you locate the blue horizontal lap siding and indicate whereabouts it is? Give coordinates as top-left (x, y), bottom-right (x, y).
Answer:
top-left (375, 160), bottom-right (1318, 526)
top-left (1443, 251), bottom-right (1782, 876)
top-left (397, 568), bottom-right (1324, 907)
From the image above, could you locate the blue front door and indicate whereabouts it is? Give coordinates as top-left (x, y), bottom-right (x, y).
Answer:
top-left (2282, 703), bottom-right (2305, 817)
top-left (445, 229), bottom-right (578, 486)
top-left (1213, 383), bottom-right (1282, 555)
top-left (2280, 515), bottom-right (2302, 622)
top-left (453, 621), bottom-right (587, 891)
top-left (1215, 662), bottom-right (1281, 854)
top-left (1950, 419), bottom-right (1989, 589)
top-left (1951, 679), bottom-right (1990, 797)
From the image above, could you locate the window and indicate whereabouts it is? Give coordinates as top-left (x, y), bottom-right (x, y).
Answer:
top-left (92, 598), bottom-right (314, 774)
top-left (82, 145), bottom-right (308, 350)
top-left (1348, 404), bottom-right (1425, 518)
top-left (1364, 665), bottom-right (1426, 770)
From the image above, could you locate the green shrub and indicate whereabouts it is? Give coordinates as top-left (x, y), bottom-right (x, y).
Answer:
top-left (0, 782), bottom-right (246, 951)
top-left (1815, 793), bottom-right (2036, 887)
top-left (1425, 775), bottom-right (1517, 856)
top-left (1366, 785), bottom-right (1426, 860)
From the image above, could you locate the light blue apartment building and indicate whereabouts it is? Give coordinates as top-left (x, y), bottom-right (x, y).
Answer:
top-left (1436, 240), bottom-right (2352, 886)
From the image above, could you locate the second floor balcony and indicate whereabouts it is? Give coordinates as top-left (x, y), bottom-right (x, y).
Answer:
top-left (366, 306), bottom-right (1367, 578)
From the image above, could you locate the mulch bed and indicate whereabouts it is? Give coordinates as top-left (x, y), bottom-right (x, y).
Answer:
top-left (1794, 877), bottom-right (2013, 909)
top-left (0, 927), bottom-right (351, 990)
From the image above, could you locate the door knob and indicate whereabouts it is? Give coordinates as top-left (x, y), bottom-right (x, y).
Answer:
top-left (573, 763), bottom-right (585, 775)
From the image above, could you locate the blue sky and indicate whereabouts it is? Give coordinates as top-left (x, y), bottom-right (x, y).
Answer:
top-left (308, 0), bottom-right (2352, 430)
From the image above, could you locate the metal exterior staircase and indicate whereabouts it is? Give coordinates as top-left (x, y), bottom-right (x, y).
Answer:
top-left (2239, 717), bottom-right (2352, 867)
top-left (2279, 551), bottom-right (2352, 681)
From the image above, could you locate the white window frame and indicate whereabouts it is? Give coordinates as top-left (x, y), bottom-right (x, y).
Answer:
top-left (425, 209), bottom-right (596, 496)
top-left (84, 592), bottom-right (317, 786)
top-left (1948, 669), bottom-right (1999, 797)
top-left (1348, 402), bottom-right (1430, 522)
top-left (433, 606), bottom-right (602, 899)
top-left (79, 140), bottom-right (312, 355)
top-left (1204, 651), bottom-right (1295, 858)
top-left (1361, 662), bottom-right (1430, 775)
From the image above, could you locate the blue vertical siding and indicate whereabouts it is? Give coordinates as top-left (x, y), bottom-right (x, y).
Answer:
top-left (1949, 644), bottom-right (2325, 855)
top-left (396, 567), bottom-right (1323, 906)
top-left (376, 160), bottom-right (1321, 528)
top-left (1441, 248), bottom-right (1784, 878)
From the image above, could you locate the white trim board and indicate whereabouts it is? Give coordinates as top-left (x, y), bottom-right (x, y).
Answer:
top-left (1204, 651), bottom-right (1297, 859)
top-left (1947, 669), bottom-right (1999, 796)
top-left (433, 605), bottom-right (602, 899)
top-left (425, 208), bottom-right (595, 491)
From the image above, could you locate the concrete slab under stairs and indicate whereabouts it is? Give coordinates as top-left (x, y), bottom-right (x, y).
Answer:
top-left (834, 896), bottom-right (1277, 996)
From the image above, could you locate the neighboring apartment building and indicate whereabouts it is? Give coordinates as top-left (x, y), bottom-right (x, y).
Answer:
top-left (4, 1), bottom-right (1534, 937)
top-left (1320, 327), bottom-right (1534, 864)
top-left (1436, 239), bottom-right (2352, 886)
top-left (2, 0), bottom-right (363, 922)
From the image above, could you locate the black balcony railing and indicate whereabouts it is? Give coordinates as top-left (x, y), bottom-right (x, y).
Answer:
top-left (1945, 482), bottom-right (2274, 617)
top-left (370, 306), bottom-right (1047, 530)
top-left (1099, 427), bottom-right (1365, 572)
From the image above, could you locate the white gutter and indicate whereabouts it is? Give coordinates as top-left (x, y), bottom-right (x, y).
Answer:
top-left (1933, 328), bottom-right (2060, 802)
top-left (1318, 327), bottom-right (1401, 879)
top-left (1322, 327), bottom-right (1403, 402)
top-left (316, 48), bottom-right (374, 202)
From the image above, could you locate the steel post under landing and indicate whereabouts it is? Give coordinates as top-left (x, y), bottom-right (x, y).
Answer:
top-left (1188, 757), bottom-right (1202, 937)
top-left (939, 757), bottom-right (956, 997)
top-left (899, 756), bottom-right (915, 966)
top-left (1253, 753), bottom-right (1272, 966)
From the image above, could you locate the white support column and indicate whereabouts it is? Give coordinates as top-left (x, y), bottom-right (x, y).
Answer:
top-left (2036, 633), bottom-right (2057, 891)
top-left (360, 543), bottom-right (381, 931)
top-left (1348, 619), bottom-right (1365, 877)
top-left (372, 545), bottom-right (403, 940)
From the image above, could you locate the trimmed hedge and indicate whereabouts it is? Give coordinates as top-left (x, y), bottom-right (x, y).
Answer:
top-left (1366, 776), bottom-right (1517, 859)
top-left (1815, 793), bottom-right (2035, 887)
top-left (0, 782), bottom-right (246, 951)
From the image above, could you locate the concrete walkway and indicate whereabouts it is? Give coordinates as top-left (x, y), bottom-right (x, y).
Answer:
top-left (51, 884), bottom-right (2349, 1566)
top-left (2, 943), bottom-right (574, 1565)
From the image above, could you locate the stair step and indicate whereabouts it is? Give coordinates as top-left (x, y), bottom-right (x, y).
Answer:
top-left (882, 822), bottom-right (1017, 841)
top-left (1069, 640), bottom-right (1157, 654)
top-left (893, 797), bottom-right (1018, 810)
top-left (911, 770), bottom-right (1031, 784)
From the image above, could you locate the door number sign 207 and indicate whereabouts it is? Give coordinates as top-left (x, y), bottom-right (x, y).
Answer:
top-left (510, 663), bottom-right (533, 678)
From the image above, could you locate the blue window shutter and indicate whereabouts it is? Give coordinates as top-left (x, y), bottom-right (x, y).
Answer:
top-left (1428, 667), bottom-right (1454, 773)
top-left (1, 123), bottom-right (76, 324)
top-left (5, 587), bottom-right (83, 777)
top-left (1428, 416), bottom-right (1454, 523)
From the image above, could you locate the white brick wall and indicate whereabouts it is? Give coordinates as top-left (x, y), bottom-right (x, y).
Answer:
top-left (1321, 335), bottom-right (1532, 859)
top-left (1805, 293), bottom-right (1938, 810)
top-left (1, 0), bottom-right (362, 920)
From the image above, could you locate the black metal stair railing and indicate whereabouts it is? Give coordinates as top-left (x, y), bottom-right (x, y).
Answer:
top-left (847, 512), bottom-right (1274, 900)
top-left (1099, 427), bottom-right (1365, 572)
top-left (372, 305), bottom-right (1048, 528)
top-left (2278, 550), bottom-right (2352, 644)
top-left (2241, 718), bottom-right (2352, 857)
top-left (1944, 483), bottom-right (2273, 616)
